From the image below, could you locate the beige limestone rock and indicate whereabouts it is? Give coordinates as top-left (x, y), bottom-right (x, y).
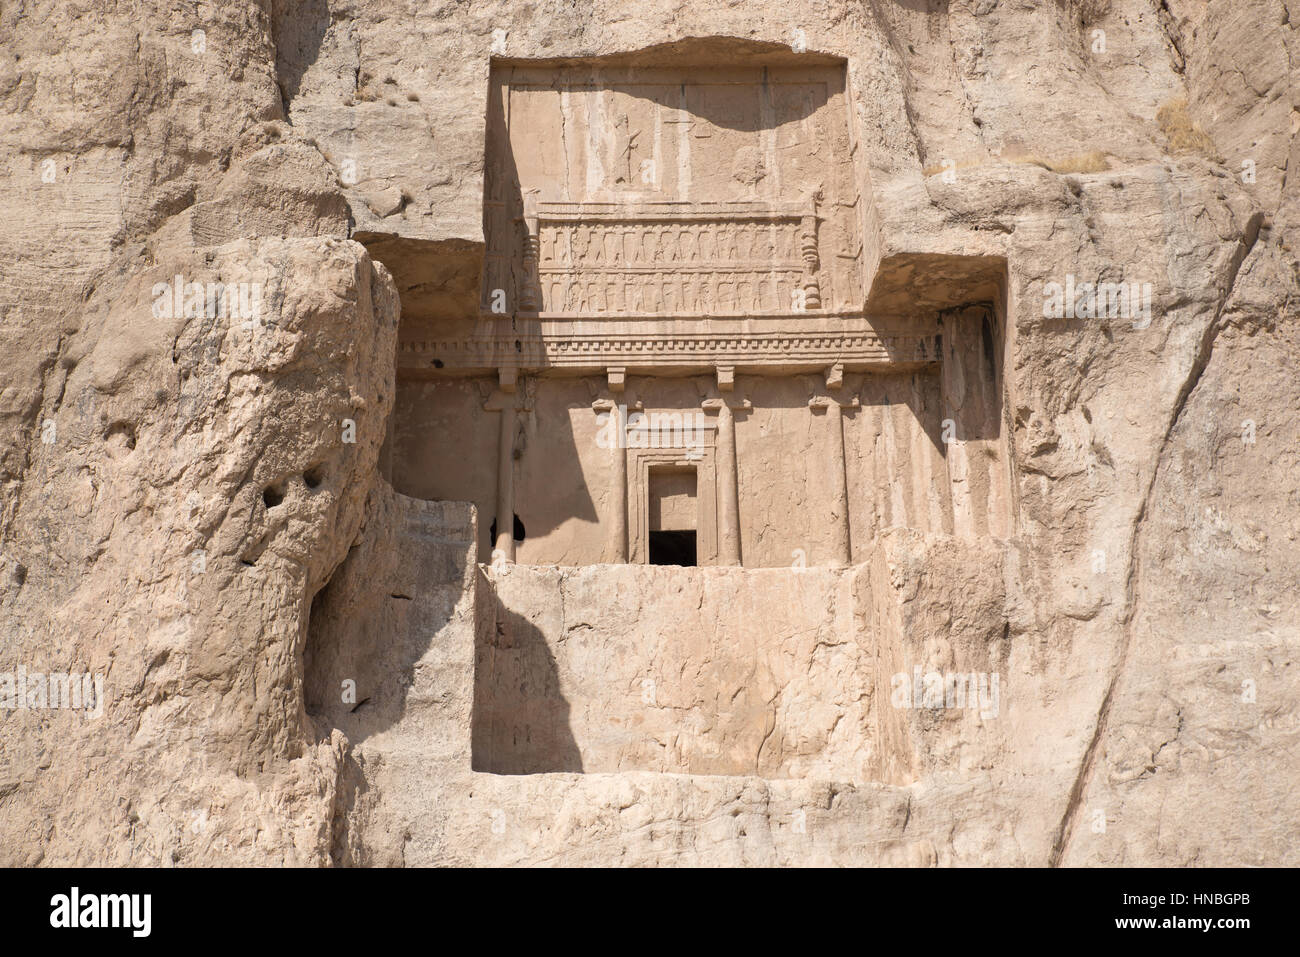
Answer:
top-left (0, 0), bottom-right (1297, 868)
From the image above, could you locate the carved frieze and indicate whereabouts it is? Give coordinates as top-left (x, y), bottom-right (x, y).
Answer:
top-left (527, 201), bottom-right (818, 316)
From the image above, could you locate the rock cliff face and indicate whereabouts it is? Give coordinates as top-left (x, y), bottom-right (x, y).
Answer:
top-left (1, 0), bottom-right (1297, 866)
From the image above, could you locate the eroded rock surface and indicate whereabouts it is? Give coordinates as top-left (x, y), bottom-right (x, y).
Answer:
top-left (1, 0), bottom-right (1297, 866)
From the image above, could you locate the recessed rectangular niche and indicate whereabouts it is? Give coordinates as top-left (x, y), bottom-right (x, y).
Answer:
top-left (648, 466), bottom-right (698, 566)
top-left (482, 56), bottom-right (862, 316)
top-left (649, 466), bottom-right (697, 531)
top-left (630, 444), bottom-right (717, 565)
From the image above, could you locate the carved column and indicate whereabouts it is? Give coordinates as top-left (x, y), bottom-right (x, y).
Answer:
top-left (704, 379), bottom-right (749, 566)
top-left (485, 370), bottom-right (519, 562)
top-left (829, 363), bottom-right (852, 563)
top-left (716, 401), bottom-right (741, 565)
top-left (810, 380), bottom-right (856, 566)
top-left (495, 404), bottom-right (516, 560)
top-left (611, 403), bottom-right (627, 562)
top-left (593, 395), bottom-right (628, 563)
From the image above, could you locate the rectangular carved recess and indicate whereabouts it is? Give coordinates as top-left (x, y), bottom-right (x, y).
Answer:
top-left (482, 62), bottom-right (863, 319)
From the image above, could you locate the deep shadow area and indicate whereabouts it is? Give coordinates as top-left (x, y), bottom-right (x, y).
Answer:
top-left (271, 0), bottom-right (331, 108)
top-left (359, 234), bottom-right (484, 326)
top-left (389, 374), bottom-right (602, 563)
top-left (649, 530), bottom-right (697, 566)
top-left (471, 592), bottom-right (583, 774)
top-left (303, 490), bottom-right (464, 746)
top-left (491, 36), bottom-right (847, 71)
top-left (488, 513), bottom-right (527, 545)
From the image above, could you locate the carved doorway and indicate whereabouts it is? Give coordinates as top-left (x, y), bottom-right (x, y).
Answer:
top-left (648, 466), bottom-right (698, 566)
top-left (629, 446), bottom-right (717, 565)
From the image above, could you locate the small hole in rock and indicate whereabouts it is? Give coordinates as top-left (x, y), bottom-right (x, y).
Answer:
top-left (263, 485), bottom-right (285, 508)
top-left (303, 465), bottom-right (325, 490)
top-left (106, 421), bottom-right (136, 451)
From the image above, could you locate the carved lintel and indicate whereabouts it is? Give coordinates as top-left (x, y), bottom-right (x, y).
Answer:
top-left (607, 366), bottom-right (626, 393)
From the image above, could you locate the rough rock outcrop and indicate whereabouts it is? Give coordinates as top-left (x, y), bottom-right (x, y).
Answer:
top-left (1, 0), bottom-right (1297, 866)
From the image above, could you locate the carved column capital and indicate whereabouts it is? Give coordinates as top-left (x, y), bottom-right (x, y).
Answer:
top-left (808, 393), bottom-right (860, 413)
top-left (702, 396), bottom-right (751, 414)
top-left (483, 390), bottom-right (512, 412)
top-left (592, 397), bottom-right (642, 415)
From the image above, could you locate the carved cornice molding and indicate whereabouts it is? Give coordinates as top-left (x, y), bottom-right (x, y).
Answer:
top-left (398, 316), bottom-right (940, 374)
top-left (535, 200), bottom-right (810, 222)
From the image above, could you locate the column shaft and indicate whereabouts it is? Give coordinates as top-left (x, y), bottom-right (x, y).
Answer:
top-left (717, 402), bottom-right (741, 566)
top-left (828, 400), bottom-right (851, 564)
top-left (610, 405), bottom-right (628, 562)
top-left (495, 405), bottom-right (516, 561)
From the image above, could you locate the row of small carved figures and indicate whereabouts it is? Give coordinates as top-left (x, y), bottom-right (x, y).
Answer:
top-left (531, 219), bottom-right (808, 266)
top-left (523, 269), bottom-right (815, 313)
top-left (400, 334), bottom-right (901, 355)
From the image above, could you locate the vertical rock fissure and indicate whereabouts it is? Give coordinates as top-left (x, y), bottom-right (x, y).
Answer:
top-left (1048, 213), bottom-right (1265, 866)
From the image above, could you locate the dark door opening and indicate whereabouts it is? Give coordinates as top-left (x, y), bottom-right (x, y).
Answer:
top-left (647, 466), bottom-right (698, 566)
top-left (649, 530), bottom-right (697, 566)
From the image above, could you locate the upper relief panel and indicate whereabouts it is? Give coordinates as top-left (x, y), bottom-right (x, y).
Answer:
top-left (482, 61), bottom-right (862, 317)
